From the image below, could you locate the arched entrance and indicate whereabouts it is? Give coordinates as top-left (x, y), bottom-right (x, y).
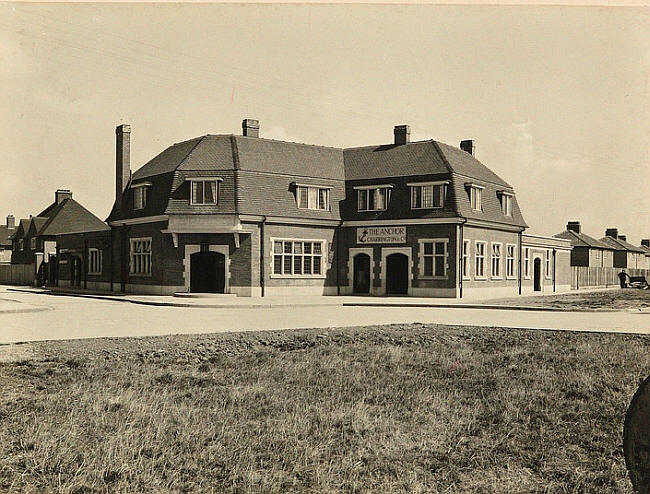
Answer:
top-left (353, 253), bottom-right (371, 294)
top-left (533, 258), bottom-right (542, 292)
top-left (386, 253), bottom-right (409, 295)
top-left (190, 251), bottom-right (225, 293)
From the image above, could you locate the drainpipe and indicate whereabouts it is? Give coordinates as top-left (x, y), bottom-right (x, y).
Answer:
top-left (83, 238), bottom-right (88, 290)
top-left (553, 248), bottom-right (557, 292)
top-left (518, 230), bottom-right (523, 295)
top-left (260, 216), bottom-right (266, 297)
top-left (336, 220), bottom-right (343, 296)
top-left (459, 220), bottom-right (466, 299)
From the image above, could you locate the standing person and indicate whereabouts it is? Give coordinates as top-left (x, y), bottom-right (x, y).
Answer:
top-left (618, 269), bottom-right (629, 288)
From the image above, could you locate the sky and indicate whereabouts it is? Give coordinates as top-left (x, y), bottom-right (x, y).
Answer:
top-left (0, 3), bottom-right (648, 241)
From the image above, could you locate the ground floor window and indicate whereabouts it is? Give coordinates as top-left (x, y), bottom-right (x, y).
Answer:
top-left (88, 248), bottom-right (102, 274)
top-left (524, 247), bottom-right (530, 278)
top-left (475, 241), bottom-right (486, 278)
top-left (273, 239), bottom-right (324, 276)
top-left (491, 243), bottom-right (502, 279)
top-left (506, 244), bottom-right (516, 278)
top-left (545, 249), bottom-right (551, 278)
top-left (462, 240), bottom-right (470, 279)
top-left (419, 239), bottom-right (447, 278)
top-left (130, 238), bottom-right (152, 275)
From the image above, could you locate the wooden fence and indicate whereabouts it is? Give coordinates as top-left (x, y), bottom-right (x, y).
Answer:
top-left (572, 266), bottom-right (650, 290)
top-left (0, 263), bottom-right (34, 286)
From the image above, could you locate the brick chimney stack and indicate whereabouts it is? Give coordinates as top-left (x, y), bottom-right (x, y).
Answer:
top-left (567, 221), bottom-right (581, 234)
top-left (460, 140), bottom-right (475, 155)
top-left (6, 215), bottom-right (15, 229)
top-left (115, 124), bottom-right (131, 211)
top-left (618, 234), bottom-right (627, 242)
top-left (242, 119), bottom-right (259, 138)
top-left (55, 189), bottom-right (72, 204)
top-left (394, 125), bottom-right (410, 145)
top-left (605, 228), bottom-right (618, 238)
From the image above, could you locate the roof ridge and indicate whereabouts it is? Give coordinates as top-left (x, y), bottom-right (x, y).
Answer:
top-left (343, 139), bottom-right (434, 151)
top-left (234, 134), bottom-right (343, 151)
top-left (176, 135), bottom-right (208, 170)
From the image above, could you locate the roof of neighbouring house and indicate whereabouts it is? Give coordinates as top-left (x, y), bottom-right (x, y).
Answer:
top-left (600, 236), bottom-right (646, 253)
top-left (36, 198), bottom-right (109, 235)
top-left (554, 230), bottom-right (614, 249)
top-left (0, 225), bottom-right (15, 247)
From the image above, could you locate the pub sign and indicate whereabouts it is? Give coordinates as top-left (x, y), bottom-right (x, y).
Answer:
top-left (357, 226), bottom-right (406, 244)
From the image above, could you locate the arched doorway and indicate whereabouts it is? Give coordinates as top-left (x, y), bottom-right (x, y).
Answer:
top-left (386, 253), bottom-right (409, 295)
top-left (190, 251), bottom-right (225, 293)
top-left (533, 258), bottom-right (542, 292)
top-left (353, 253), bottom-right (371, 294)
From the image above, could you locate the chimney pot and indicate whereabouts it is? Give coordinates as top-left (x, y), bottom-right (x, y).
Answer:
top-left (605, 228), bottom-right (618, 238)
top-left (115, 124), bottom-right (131, 212)
top-left (642, 239), bottom-right (649, 248)
top-left (55, 189), bottom-right (72, 204)
top-left (567, 221), bottom-right (581, 234)
top-left (242, 119), bottom-right (259, 138)
top-left (460, 140), bottom-right (475, 155)
top-left (6, 215), bottom-right (15, 229)
top-left (394, 125), bottom-right (410, 145)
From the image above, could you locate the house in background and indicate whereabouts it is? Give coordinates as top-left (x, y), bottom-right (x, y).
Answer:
top-left (639, 239), bottom-right (650, 270)
top-left (0, 215), bottom-right (16, 263)
top-left (554, 221), bottom-right (614, 267)
top-left (600, 228), bottom-right (646, 269)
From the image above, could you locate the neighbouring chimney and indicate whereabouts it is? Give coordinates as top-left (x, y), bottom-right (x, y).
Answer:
top-left (618, 234), bottom-right (627, 242)
top-left (605, 228), bottom-right (618, 238)
top-left (393, 125), bottom-right (410, 145)
top-left (6, 215), bottom-right (15, 229)
top-left (567, 221), bottom-right (581, 234)
top-left (55, 189), bottom-right (72, 204)
top-left (460, 139), bottom-right (475, 155)
top-left (642, 239), bottom-right (649, 248)
top-left (242, 119), bottom-right (259, 138)
top-left (115, 124), bottom-right (131, 211)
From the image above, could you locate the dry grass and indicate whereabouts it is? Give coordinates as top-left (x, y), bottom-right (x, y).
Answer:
top-left (0, 324), bottom-right (647, 493)
top-left (493, 288), bottom-right (650, 310)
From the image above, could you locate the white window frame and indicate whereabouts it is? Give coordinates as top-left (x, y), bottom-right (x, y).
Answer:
top-left (408, 181), bottom-right (448, 210)
top-left (271, 238), bottom-right (326, 279)
top-left (188, 178), bottom-right (221, 206)
top-left (523, 247), bottom-right (531, 279)
top-left (88, 248), bottom-right (102, 275)
top-left (295, 184), bottom-right (331, 211)
top-left (545, 249), bottom-right (552, 279)
top-left (491, 242), bottom-right (503, 279)
top-left (30, 237), bottom-right (36, 250)
top-left (475, 241), bottom-right (487, 279)
top-left (467, 183), bottom-right (484, 212)
top-left (462, 239), bottom-right (471, 280)
top-left (132, 182), bottom-right (151, 210)
top-left (506, 243), bottom-right (517, 279)
top-left (354, 184), bottom-right (393, 212)
top-left (499, 192), bottom-right (513, 217)
top-left (129, 237), bottom-right (152, 276)
top-left (19, 239), bottom-right (24, 251)
top-left (418, 238), bottom-right (448, 279)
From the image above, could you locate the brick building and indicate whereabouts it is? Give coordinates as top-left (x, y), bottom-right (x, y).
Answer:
top-left (0, 215), bottom-right (16, 263)
top-left (94, 120), bottom-right (569, 298)
top-left (554, 221), bottom-right (615, 267)
top-left (600, 228), bottom-right (647, 269)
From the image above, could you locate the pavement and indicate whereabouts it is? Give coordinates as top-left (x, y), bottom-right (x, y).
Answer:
top-left (0, 285), bottom-right (649, 344)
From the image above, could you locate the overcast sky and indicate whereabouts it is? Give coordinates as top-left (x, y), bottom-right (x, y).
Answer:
top-left (1, 3), bottom-right (648, 241)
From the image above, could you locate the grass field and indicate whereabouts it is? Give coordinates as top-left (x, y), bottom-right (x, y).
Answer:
top-left (1, 324), bottom-right (648, 493)
top-left (493, 288), bottom-right (650, 310)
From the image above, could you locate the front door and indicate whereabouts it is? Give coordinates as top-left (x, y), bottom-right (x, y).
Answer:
top-left (70, 257), bottom-right (82, 287)
top-left (48, 255), bottom-right (58, 286)
top-left (533, 258), bottom-right (542, 292)
top-left (190, 251), bottom-right (226, 293)
top-left (386, 253), bottom-right (409, 295)
top-left (353, 253), bottom-right (371, 294)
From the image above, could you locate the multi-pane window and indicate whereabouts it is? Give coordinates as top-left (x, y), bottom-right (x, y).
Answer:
top-left (420, 240), bottom-right (447, 277)
top-left (191, 180), bottom-right (218, 205)
top-left (491, 243), bottom-right (502, 278)
top-left (30, 237), bottom-right (36, 250)
top-left (475, 242), bottom-right (486, 278)
top-left (296, 186), bottom-right (330, 211)
top-left (410, 183), bottom-right (446, 209)
top-left (357, 187), bottom-right (391, 211)
top-left (88, 248), bottom-right (102, 274)
top-left (506, 244), bottom-right (516, 278)
top-left (133, 185), bottom-right (149, 210)
top-left (273, 240), bottom-right (324, 276)
top-left (545, 250), bottom-right (551, 278)
top-left (462, 240), bottom-right (470, 278)
top-left (524, 247), bottom-right (530, 278)
top-left (500, 193), bottom-right (513, 216)
top-left (469, 185), bottom-right (483, 211)
top-left (130, 238), bottom-right (152, 275)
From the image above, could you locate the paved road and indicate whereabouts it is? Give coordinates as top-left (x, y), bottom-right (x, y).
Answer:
top-left (1, 289), bottom-right (649, 344)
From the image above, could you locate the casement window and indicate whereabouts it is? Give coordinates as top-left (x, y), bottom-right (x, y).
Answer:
top-left (88, 248), bottom-right (102, 274)
top-left (491, 243), bottom-right (502, 279)
top-left (462, 240), bottom-right (470, 279)
top-left (467, 184), bottom-right (484, 211)
top-left (130, 238), bottom-right (152, 275)
top-left (419, 239), bottom-right (448, 278)
top-left (18, 239), bottom-right (24, 251)
top-left (296, 185), bottom-right (330, 211)
top-left (545, 250), bottom-right (551, 278)
top-left (190, 179), bottom-right (219, 205)
top-left (132, 182), bottom-right (151, 210)
top-left (475, 241), bottom-right (486, 278)
top-left (409, 182), bottom-right (448, 209)
top-left (505, 245), bottom-right (514, 278)
top-left (524, 247), bottom-right (530, 279)
top-left (499, 192), bottom-right (513, 217)
top-left (30, 238), bottom-right (36, 250)
top-left (355, 185), bottom-right (392, 212)
top-left (272, 239), bottom-right (325, 277)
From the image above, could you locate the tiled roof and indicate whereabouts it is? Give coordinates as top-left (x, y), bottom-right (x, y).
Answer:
top-left (554, 230), bottom-right (613, 249)
top-left (0, 225), bottom-right (15, 247)
top-left (434, 141), bottom-right (511, 187)
top-left (9, 219), bottom-right (31, 240)
top-left (600, 236), bottom-right (646, 253)
top-left (37, 199), bottom-right (109, 235)
top-left (132, 137), bottom-right (204, 180)
top-left (639, 244), bottom-right (650, 256)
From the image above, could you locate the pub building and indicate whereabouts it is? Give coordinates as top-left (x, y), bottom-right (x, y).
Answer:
top-left (55, 119), bottom-right (571, 298)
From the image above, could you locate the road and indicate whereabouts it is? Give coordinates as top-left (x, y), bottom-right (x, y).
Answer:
top-left (1, 289), bottom-right (649, 344)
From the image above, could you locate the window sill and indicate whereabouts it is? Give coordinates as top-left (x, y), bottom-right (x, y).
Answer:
top-left (411, 206), bottom-right (444, 210)
top-left (491, 276), bottom-right (503, 280)
top-left (129, 273), bottom-right (153, 278)
top-left (357, 209), bottom-right (388, 213)
top-left (419, 276), bottom-right (448, 280)
top-left (474, 276), bottom-right (488, 281)
top-left (506, 276), bottom-right (517, 280)
top-left (270, 274), bottom-right (326, 279)
top-left (88, 272), bottom-right (102, 276)
top-left (190, 202), bottom-right (218, 206)
top-left (462, 276), bottom-right (471, 281)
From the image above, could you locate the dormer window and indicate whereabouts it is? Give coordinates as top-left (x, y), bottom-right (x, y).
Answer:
top-left (189, 178), bottom-right (221, 205)
top-left (498, 191), bottom-right (514, 217)
top-left (355, 185), bottom-right (392, 212)
top-left (294, 184), bottom-right (331, 211)
top-left (132, 182), bottom-right (151, 210)
top-left (466, 183), bottom-right (484, 211)
top-left (408, 181), bottom-right (448, 209)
